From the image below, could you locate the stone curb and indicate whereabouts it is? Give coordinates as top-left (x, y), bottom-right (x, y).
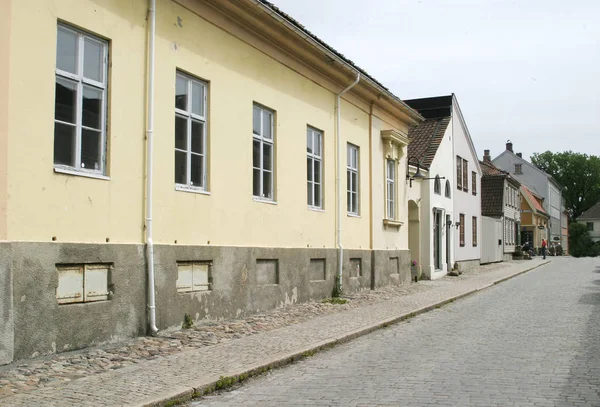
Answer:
top-left (141, 260), bottom-right (552, 407)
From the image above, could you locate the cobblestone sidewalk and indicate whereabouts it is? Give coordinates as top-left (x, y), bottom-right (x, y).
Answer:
top-left (0, 259), bottom-right (549, 407)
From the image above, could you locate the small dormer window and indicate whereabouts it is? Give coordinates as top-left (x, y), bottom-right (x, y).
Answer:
top-left (514, 164), bottom-right (522, 174)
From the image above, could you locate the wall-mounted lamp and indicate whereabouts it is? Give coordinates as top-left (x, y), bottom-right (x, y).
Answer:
top-left (455, 221), bottom-right (461, 229)
top-left (406, 156), bottom-right (446, 187)
top-left (446, 220), bottom-right (453, 228)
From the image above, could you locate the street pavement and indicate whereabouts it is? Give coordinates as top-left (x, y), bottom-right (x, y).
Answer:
top-left (0, 258), bottom-right (552, 406)
top-left (194, 257), bottom-right (600, 407)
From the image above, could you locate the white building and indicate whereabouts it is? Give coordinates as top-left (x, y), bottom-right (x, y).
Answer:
top-left (406, 94), bottom-right (482, 275)
top-left (578, 202), bottom-right (600, 243)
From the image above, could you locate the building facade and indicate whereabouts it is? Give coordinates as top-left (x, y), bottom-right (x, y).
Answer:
top-left (405, 94), bottom-right (482, 274)
top-left (0, 0), bottom-right (423, 364)
top-left (520, 185), bottom-right (550, 250)
top-left (578, 202), bottom-right (600, 243)
top-left (492, 142), bottom-right (564, 248)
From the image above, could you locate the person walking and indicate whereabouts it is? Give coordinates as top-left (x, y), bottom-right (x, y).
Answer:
top-left (541, 238), bottom-right (547, 259)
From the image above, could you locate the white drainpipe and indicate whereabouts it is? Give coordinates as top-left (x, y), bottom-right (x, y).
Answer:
top-left (335, 73), bottom-right (360, 294)
top-left (145, 0), bottom-right (158, 334)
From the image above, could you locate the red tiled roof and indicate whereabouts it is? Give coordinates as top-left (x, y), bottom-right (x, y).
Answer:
top-left (521, 185), bottom-right (548, 216)
top-left (407, 117), bottom-right (451, 169)
top-left (480, 159), bottom-right (508, 177)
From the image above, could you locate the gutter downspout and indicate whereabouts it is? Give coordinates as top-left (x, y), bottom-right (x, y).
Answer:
top-left (145, 0), bottom-right (158, 334)
top-left (335, 73), bottom-right (360, 295)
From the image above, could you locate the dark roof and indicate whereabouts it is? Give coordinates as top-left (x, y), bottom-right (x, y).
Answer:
top-left (404, 95), bottom-right (453, 119)
top-left (480, 159), bottom-right (508, 177)
top-left (407, 117), bottom-right (451, 169)
top-left (579, 201), bottom-right (600, 220)
top-left (481, 176), bottom-right (505, 216)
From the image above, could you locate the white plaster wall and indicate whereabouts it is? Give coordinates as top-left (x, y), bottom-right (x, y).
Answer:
top-left (452, 113), bottom-right (482, 263)
top-left (503, 180), bottom-right (521, 253)
top-left (420, 124), bottom-right (454, 280)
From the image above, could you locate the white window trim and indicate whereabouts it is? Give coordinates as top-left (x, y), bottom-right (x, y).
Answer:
top-left (253, 104), bottom-right (275, 200)
top-left (347, 144), bottom-right (359, 215)
top-left (307, 126), bottom-right (323, 209)
top-left (175, 72), bottom-right (208, 190)
top-left (54, 24), bottom-right (108, 175)
top-left (54, 166), bottom-right (110, 181)
top-left (175, 184), bottom-right (211, 195)
top-left (385, 159), bottom-right (396, 220)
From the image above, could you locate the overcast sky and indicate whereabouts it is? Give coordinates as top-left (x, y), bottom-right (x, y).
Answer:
top-left (271, 0), bottom-right (599, 162)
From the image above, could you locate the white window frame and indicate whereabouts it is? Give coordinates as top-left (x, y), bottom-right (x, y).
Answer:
top-left (386, 159), bottom-right (396, 220)
top-left (174, 72), bottom-right (208, 191)
top-left (253, 104), bottom-right (275, 201)
top-left (54, 24), bottom-right (108, 175)
top-left (347, 144), bottom-right (359, 215)
top-left (307, 126), bottom-right (323, 209)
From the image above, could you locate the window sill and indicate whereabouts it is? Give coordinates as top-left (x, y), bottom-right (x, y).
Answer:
top-left (347, 213), bottom-right (361, 218)
top-left (175, 184), bottom-right (211, 195)
top-left (253, 197), bottom-right (277, 205)
top-left (308, 206), bottom-right (325, 213)
top-left (383, 219), bottom-right (403, 229)
top-left (54, 166), bottom-right (110, 181)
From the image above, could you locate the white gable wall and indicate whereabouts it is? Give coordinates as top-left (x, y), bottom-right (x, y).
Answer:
top-left (452, 103), bottom-right (482, 264)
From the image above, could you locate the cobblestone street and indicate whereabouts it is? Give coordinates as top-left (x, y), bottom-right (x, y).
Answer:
top-left (193, 257), bottom-right (600, 407)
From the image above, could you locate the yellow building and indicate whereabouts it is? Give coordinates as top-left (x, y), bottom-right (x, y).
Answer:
top-left (0, 0), bottom-right (422, 363)
top-left (520, 185), bottom-right (549, 251)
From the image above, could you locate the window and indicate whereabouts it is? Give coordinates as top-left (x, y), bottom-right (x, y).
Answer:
top-left (386, 159), bottom-right (396, 219)
top-left (176, 262), bottom-right (212, 293)
top-left (307, 127), bottom-right (323, 208)
top-left (472, 171), bottom-right (477, 195)
top-left (56, 264), bottom-right (112, 304)
top-left (175, 72), bottom-right (208, 189)
top-left (456, 156), bottom-right (462, 190)
top-left (445, 180), bottom-right (451, 198)
top-left (434, 175), bottom-right (441, 195)
top-left (462, 159), bottom-right (469, 192)
top-left (347, 144), bottom-right (359, 215)
top-left (54, 24), bottom-right (108, 174)
top-left (472, 216), bottom-right (478, 246)
top-left (459, 214), bottom-right (465, 247)
top-left (253, 104), bottom-right (275, 200)
top-left (587, 222), bottom-right (594, 232)
top-left (515, 164), bottom-right (522, 174)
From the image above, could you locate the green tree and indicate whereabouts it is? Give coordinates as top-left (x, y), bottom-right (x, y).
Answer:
top-left (568, 222), bottom-right (598, 257)
top-left (530, 151), bottom-right (600, 220)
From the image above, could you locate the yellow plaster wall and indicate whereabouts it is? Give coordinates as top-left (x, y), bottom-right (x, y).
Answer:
top-left (6, 0), bottom-right (408, 251)
top-left (0, 0), bottom-right (11, 241)
top-left (6, 0), bottom-right (147, 243)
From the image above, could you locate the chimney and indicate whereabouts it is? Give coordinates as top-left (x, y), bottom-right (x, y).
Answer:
top-left (516, 153), bottom-right (522, 158)
top-left (483, 149), bottom-right (491, 162)
top-left (506, 141), bottom-right (513, 152)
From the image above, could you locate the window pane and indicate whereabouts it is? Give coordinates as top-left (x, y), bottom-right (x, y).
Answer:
top-left (253, 169), bottom-right (260, 197)
top-left (253, 106), bottom-right (261, 136)
top-left (314, 132), bottom-right (321, 156)
top-left (262, 171), bottom-right (272, 198)
top-left (351, 172), bottom-right (358, 194)
top-left (191, 120), bottom-right (203, 154)
top-left (262, 143), bottom-right (272, 171)
top-left (307, 157), bottom-right (313, 182)
top-left (347, 190), bottom-right (352, 212)
top-left (307, 182), bottom-right (313, 206)
top-left (347, 146), bottom-right (351, 166)
top-left (81, 129), bottom-right (101, 170)
top-left (175, 150), bottom-right (187, 184)
top-left (83, 37), bottom-right (103, 83)
top-left (175, 116), bottom-right (187, 150)
top-left (56, 27), bottom-right (77, 74)
top-left (54, 122), bottom-right (76, 166)
top-left (190, 154), bottom-right (203, 187)
top-left (191, 81), bottom-right (204, 116)
top-left (314, 160), bottom-right (321, 183)
top-left (352, 192), bottom-right (358, 214)
top-left (253, 140), bottom-right (260, 169)
top-left (262, 110), bottom-right (272, 139)
top-left (306, 130), bottom-right (312, 154)
top-left (346, 170), bottom-right (351, 193)
top-left (55, 78), bottom-right (77, 124)
top-left (314, 183), bottom-right (321, 207)
top-left (176, 75), bottom-right (187, 111)
top-left (82, 86), bottom-right (102, 129)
